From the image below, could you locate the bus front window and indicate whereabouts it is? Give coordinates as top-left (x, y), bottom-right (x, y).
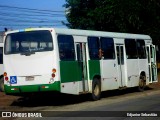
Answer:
top-left (5, 30), bottom-right (53, 55)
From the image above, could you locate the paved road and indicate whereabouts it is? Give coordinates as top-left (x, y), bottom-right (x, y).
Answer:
top-left (12, 87), bottom-right (160, 120)
top-left (42, 92), bottom-right (160, 119)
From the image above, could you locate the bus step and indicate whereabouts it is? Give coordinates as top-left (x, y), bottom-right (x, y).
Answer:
top-left (119, 86), bottom-right (127, 90)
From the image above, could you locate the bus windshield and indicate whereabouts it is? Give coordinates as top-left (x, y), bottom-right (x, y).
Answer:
top-left (5, 30), bottom-right (53, 55)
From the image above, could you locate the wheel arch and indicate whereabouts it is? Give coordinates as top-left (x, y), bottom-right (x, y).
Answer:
top-left (140, 71), bottom-right (146, 77)
top-left (138, 71), bottom-right (146, 92)
top-left (91, 74), bottom-right (101, 101)
top-left (92, 74), bottom-right (101, 92)
top-left (93, 74), bottom-right (101, 81)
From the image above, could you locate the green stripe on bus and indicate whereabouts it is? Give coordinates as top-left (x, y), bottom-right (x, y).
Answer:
top-left (4, 81), bottom-right (60, 94)
top-left (60, 61), bottom-right (82, 83)
top-left (88, 60), bottom-right (100, 80)
top-left (60, 60), bottom-right (100, 82)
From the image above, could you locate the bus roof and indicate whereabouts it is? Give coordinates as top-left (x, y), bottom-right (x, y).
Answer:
top-left (5, 27), bottom-right (151, 40)
top-left (54, 28), bottom-right (151, 40)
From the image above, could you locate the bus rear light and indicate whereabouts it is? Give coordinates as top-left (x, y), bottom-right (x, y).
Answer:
top-left (42, 86), bottom-right (49, 89)
top-left (5, 77), bottom-right (8, 81)
top-left (51, 68), bottom-right (56, 78)
top-left (52, 73), bottom-right (55, 78)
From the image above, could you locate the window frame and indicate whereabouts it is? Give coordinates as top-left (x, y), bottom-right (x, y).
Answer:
top-left (136, 39), bottom-right (146, 59)
top-left (125, 39), bottom-right (138, 59)
top-left (87, 36), bottom-right (100, 60)
top-left (100, 37), bottom-right (115, 60)
top-left (4, 30), bottom-right (53, 55)
top-left (57, 34), bottom-right (75, 61)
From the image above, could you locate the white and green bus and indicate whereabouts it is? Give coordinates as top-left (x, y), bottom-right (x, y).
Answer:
top-left (0, 32), bottom-right (4, 92)
top-left (3, 28), bottom-right (157, 100)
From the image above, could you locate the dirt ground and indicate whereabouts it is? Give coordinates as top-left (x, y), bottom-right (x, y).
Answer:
top-left (0, 73), bottom-right (160, 108)
top-left (0, 92), bottom-right (20, 109)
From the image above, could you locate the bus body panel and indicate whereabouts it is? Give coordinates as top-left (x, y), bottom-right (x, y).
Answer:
top-left (126, 59), bottom-right (139, 87)
top-left (100, 59), bottom-right (119, 91)
top-left (59, 61), bottom-right (82, 83)
top-left (4, 52), bottom-right (54, 77)
top-left (88, 60), bottom-right (100, 80)
top-left (4, 81), bottom-right (60, 94)
top-left (59, 61), bottom-right (81, 95)
top-left (138, 59), bottom-right (149, 84)
top-left (4, 29), bottom-right (61, 94)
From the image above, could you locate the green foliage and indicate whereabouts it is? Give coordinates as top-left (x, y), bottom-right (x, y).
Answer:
top-left (64, 0), bottom-right (160, 44)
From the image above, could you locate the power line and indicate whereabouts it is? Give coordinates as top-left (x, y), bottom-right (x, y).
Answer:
top-left (0, 11), bottom-right (65, 17)
top-left (0, 4), bottom-right (66, 22)
top-left (0, 4), bottom-right (67, 29)
top-left (0, 24), bottom-right (63, 26)
top-left (0, 5), bottom-right (64, 13)
top-left (0, 5), bottom-right (66, 20)
top-left (0, 14), bottom-right (59, 22)
top-left (0, 13), bottom-right (67, 22)
top-left (0, 8), bottom-right (65, 17)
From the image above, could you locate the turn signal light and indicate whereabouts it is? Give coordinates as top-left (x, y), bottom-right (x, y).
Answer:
top-left (52, 69), bottom-right (56, 73)
top-left (4, 72), bottom-right (7, 76)
top-left (51, 68), bottom-right (56, 78)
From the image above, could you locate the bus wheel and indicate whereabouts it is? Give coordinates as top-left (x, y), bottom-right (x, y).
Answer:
top-left (138, 75), bottom-right (146, 92)
top-left (91, 78), bottom-right (101, 101)
top-left (0, 77), bottom-right (4, 92)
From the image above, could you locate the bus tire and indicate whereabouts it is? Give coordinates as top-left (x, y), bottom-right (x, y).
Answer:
top-left (0, 77), bottom-right (4, 92)
top-left (138, 75), bottom-right (146, 92)
top-left (91, 78), bottom-right (101, 101)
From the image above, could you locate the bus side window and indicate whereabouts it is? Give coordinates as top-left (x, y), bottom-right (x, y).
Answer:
top-left (137, 40), bottom-right (146, 59)
top-left (125, 39), bottom-right (138, 59)
top-left (59, 44), bottom-right (66, 59)
top-left (88, 37), bottom-right (100, 60)
top-left (100, 37), bottom-right (115, 59)
top-left (58, 35), bottom-right (75, 61)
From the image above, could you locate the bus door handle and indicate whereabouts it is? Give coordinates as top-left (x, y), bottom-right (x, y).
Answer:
top-left (114, 63), bottom-right (116, 67)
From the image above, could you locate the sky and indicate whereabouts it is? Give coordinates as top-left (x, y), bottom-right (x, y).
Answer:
top-left (0, 0), bottom-right (67, 31)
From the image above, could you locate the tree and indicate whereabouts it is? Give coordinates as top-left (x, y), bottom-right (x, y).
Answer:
top-left (64, 0), bottom-right (160, 44)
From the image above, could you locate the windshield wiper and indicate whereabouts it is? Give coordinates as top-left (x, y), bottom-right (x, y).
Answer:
top-left (20, 51), bottom-right (35, 56)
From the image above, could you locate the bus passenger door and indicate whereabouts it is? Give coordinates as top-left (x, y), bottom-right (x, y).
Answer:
top-left (116, 45), bottom-right (126, 87)
top-left (76, 43), bottom-right (89, 92)
top-left (147, 45), bottom-right (158, 83)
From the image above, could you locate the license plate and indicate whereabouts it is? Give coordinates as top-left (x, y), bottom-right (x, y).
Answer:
top-left (26, 76), bottom-right (34, 81)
